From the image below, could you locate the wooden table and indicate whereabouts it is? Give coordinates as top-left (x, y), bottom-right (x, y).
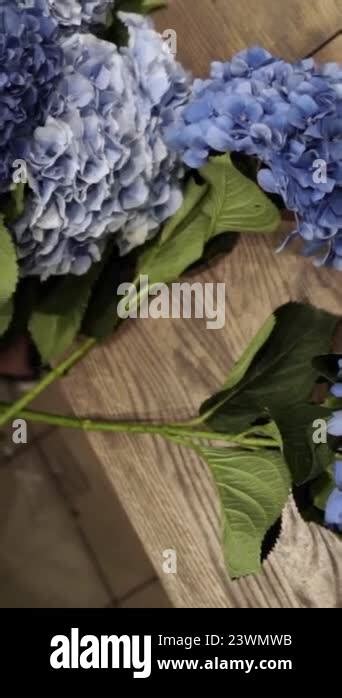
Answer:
top-left (41, 1), bottom-right (342, 607)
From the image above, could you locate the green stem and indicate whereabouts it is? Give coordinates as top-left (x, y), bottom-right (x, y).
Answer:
top-left (0, 404), bottom-right (171, 435)
top-left (0, 269), bottom-right (151, 429)
top-left (159, 427), bottom-right (277, 448)
top-left (0, 337), bottom-right (96, 428)
top-left (0, 401), bottom-right (278, 449)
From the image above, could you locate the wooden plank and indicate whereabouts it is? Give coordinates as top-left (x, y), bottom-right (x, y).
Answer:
top-left (0, 443), bottom-right (111, 608)
top-left (313, 31), bottom-right (342, 61)
top-left (36, 424), bottom-right (171, 604)
top-left (1, 380), bottom-right (163, 606)
top-left (155, 0), bottom-right (342, 75)
top-left (35, 4), bottom-right (342, 607)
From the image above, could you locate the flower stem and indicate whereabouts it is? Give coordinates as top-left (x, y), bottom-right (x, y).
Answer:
top-left (0, 401), bottom-right (278, 449)
top-left (0, 337), bottom-right (96, 428)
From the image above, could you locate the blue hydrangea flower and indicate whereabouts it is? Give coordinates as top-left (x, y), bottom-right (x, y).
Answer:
top-left (331, 383), bottom-right (342, 398)
top-left (327, 410), bottom-right (342, 436)
top-left (325, 488), bottom-right (342, 531)
top-left (325, 371), bottom-right (342, 531)
top-left (0, 0), bottom-right (63, 190)
top-left (12, 13), bottom-right (190, 277)
top-left (334, 460), bottom-right (342, 489)
top-left (167, 47), bottom-right (342, 269)
top-left (47, 0), bottom-right (114, 29)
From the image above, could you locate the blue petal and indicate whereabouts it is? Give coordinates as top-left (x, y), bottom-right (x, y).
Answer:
top-left (183, 148), bottom-right (209, 168)
top-left (325, 488), bottom-right (342, 530)
top-left (327, 411), bottom-right (342, 436)
top-left (334, 461), bottom-right (342, 490)
top-left (205, 125), bottom-right (232, 151)
top-left (331, 383), bottom-right (342, 398)
top-left (257, 168), bottom-right (279, 193)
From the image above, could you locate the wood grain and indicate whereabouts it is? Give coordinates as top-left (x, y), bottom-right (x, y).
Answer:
top-left (43, 3), bottom-right (342, 607)
top-left (155, 0), bottom-right (342, 74)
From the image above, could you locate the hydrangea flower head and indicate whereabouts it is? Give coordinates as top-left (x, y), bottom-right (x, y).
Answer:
top-left (167, 47), bottom-right (342, 270)
top-left (12, 13), bottom-right (190, 277)
top-left (0, 0), bottom-right (63, 190)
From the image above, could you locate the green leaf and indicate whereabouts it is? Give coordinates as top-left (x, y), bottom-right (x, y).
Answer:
top-left (0, 217), bottom-right (18, 307)
top-left (102, 0), bottom-right (167, 46)
top-left (29, 263), bottom-right (103, 362)
top-left (4, 183), bottom-right (26, 223)
top-left (324, 395), bottom-right (342, 411)
top-left (141, 0), bottom-right (167, 9)
top-left (238, 420), bottom-right (283, 447)
top-left (200, 154), bottom-right (280, 236)
top-left (222, 314), bottom-right (276, 391)
top-left (273, 403), bottom-right (334, 482)
top-left (0, 298), bottom-right (13, 337)
top-left (138, 156), bottom-right (279, 287)
top-left (200, 446), bottom-right (290, 577)
top-left (137, 177), bottom-right (210, 285)
top-left (311, 468), bottom-right (335, 511)
top-left (201, 303), bottom-right (339, 483)
top-left (82, 248), bottom-right (137, 340)
top-left (116, 0), bottom-right (166, 12)
top-left (160, 178), bottom-right (210, 245)
top-left (0, 277), bottom-right (40, 349)
top-left (186, 231), bottom-right (239, 273)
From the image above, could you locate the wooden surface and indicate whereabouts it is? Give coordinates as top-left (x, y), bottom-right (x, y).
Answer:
top-left (45, 1), bottom-right (342, 607)
top-left (0, 383), bottom-right (170, 608)
top-left (0, 382), bottom-right (110, 608)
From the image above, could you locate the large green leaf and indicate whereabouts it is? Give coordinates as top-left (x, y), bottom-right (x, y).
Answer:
top-left (29, 263), bottom-right (102, 362)
top-left (200, 446), bottom-right (290, 577)
top-left (137, 178), bottom-right (210, 285)
top-left (201, 303), bottom-right (339, 483)
top-left (160, 178), bottom-right (210, 245)
top-left (138, 156), bottom-right (280, 287)
top-left (0, 217), bottom-right (18, 307)
top-left (201, 155), bottom-right (280, 236)
top-left (222, 314), bottom-right (276, 391)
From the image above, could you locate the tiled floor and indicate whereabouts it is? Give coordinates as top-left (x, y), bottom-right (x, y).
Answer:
top-left (0, 381), bottom-right (171, 608)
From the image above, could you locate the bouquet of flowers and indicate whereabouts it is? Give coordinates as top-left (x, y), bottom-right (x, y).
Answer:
top-left (0, 0), bottom-right (341, 578)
